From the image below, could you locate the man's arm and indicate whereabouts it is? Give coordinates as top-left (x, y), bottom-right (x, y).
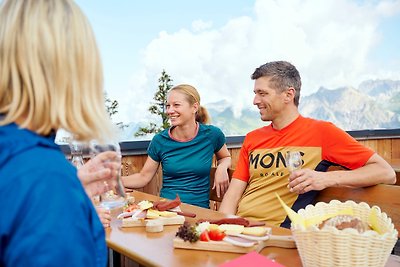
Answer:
top-left (288, 153), bottom-right (396, 194)
top-left (218, 178), bottom-right (248, 215)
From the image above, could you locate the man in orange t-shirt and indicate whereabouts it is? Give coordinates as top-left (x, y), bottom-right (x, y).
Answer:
top-left (219, 61), bottom-right (396, 228)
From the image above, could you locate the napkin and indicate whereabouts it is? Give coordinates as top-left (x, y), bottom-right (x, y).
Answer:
top-left (219, 251), bottom-right (285, 267)
top-left (275, 193), bottom-right (354, 227)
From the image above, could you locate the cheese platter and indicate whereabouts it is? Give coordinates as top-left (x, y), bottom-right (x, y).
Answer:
top-left (173, 221), bottom-right (296, 254)
top-left (117, 197), bottom-right (187, 228)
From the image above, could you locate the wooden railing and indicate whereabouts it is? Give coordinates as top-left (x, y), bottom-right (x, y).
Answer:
top-left (117, 129), bottom-right (400, 196)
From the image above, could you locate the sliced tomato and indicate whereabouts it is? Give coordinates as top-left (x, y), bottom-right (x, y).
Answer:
top-left (125, 204), bottom-right (139, 212)
top-left (199, 230), bottom-right (210, 242)
top-left (208, 229), bottom-right (226, 241)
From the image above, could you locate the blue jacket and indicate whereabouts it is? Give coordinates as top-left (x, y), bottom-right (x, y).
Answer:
top-left (0, 123), bottom-right (107, 267)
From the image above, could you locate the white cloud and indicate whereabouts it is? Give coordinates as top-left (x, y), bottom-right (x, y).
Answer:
top-left (376, 0), bottom-right (400, 16)
top-left (192, 20), bottom-right (213, 32)
top-left (121, 0), bottom-right (400, 124)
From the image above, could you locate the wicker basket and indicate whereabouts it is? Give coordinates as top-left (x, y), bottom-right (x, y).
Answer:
top-left (291, 200), bottom-right (398, 267)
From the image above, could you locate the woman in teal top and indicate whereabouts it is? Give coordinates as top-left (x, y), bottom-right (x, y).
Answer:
top-left (123, 84), bottom-right (231, 208)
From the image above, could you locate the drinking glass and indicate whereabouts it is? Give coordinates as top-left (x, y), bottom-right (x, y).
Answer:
top-left (90, 140), bottom-right (126, 210)
top-left (69, 140), bottom-right (85, 169)
top-left (285, 151), bottom-right (302, 172)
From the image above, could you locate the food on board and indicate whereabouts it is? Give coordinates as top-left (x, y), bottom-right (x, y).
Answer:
top-left (197, 217), bottom-right (252, 226)
top-left (119, 197), bottom-right (186, 228)
top-left (218, 224), bottom-right (245, 235)
top-left (241, 226), bottom-right (269, 237)
top-left (145, 219), bottom-right (164, 233)
top-left (176, 222), bottom-right (200, 243)
top-left (153, 195), bottom-right (181, 211)
top-left (175, 221), bottom-right (270, 244)
top-left (124, 203), bottom-right (139, 213)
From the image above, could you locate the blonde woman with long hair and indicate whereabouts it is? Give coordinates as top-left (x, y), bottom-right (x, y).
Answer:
top-left (0, 0), bottom-right (117, 265)
top-left (123, 84), bottom-right (231, 208)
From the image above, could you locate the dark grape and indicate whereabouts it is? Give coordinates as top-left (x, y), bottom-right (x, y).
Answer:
top-left (175, 222), bottom-right (199, 243)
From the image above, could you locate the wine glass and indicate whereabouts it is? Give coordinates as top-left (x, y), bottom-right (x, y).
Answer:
top-left (285, 151), bottom-right (302, 172)
top-left (90, 140), bottom-right (126, 210)
top-left (69, 140), bottom-right (85, 169)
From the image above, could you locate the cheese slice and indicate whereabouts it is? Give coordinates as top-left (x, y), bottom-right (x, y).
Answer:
top-left (146, 209), bottom-right (160, 219)
top-left (138, 200), bottom-right (153, 210)
top-left (157, 210), bottom-right (177, 217)
top-left (218, 224), bottom-right (245, 235)
top-left (241, 227), bottom-right (269, 237)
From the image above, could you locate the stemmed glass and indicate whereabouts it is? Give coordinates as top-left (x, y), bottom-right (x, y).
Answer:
top-left (285, 151), bottom-right (302, 172)
top-left (90, 140), bottom-right (126, 210)
top-left (69, 140), bottom-right (85, 169)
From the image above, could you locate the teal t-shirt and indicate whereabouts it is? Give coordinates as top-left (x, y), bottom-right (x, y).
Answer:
top-left (147, 124), bottom-right (225, 208)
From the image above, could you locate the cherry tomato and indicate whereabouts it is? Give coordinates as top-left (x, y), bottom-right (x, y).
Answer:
top-left (199, 230), bottom-right (210, 242)
top-left (208, 229), bottom-right (226, 241)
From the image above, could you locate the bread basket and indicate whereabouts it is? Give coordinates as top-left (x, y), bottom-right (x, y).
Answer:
top-left (291, 200), bottom-right (398, 267)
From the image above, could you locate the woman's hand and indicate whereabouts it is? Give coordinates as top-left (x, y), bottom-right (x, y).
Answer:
top-left (95, 206), bottom-right (111, 228)
top-left (77, 151), bottom-right (120, 198)
top-left (213, 167), bottom-right (230, 198)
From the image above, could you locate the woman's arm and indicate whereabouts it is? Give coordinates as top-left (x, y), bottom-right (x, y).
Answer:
top-left (213, 144), bottom-right (232, 198)
top-left (122, 156), bottom-right (160, 189)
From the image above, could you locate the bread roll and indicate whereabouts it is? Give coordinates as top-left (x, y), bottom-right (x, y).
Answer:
top-left (318, 215), bottom-right (372, 233)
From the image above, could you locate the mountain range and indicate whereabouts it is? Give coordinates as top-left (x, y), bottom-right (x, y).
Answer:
top-left (121, 79), bottom-right (400, 140)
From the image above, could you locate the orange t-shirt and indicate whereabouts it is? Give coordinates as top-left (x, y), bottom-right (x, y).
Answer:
top-left (234, 115), bottom-right (374, 228)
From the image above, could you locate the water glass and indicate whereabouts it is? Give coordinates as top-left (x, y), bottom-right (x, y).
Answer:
top-left (285, 151), bottom-right (302, 172)
top-left (90, 140), bottom-right (126, 210)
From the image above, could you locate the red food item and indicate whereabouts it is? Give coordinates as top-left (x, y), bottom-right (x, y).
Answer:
top-left (208, 229), bottom-right (226, 241)
top-left (198, 217), bottom-right (250, 227)
top-left (176, 211), bottom-right (196, 218)
top-left (153, 195), bottom-right (181, 211)
top-left (199, 231), bottom-right (210, 242)
top-left (124, 204), bottom-right (139, 212)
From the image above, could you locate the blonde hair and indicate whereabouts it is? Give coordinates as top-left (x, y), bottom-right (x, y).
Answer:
top-left (0, 0), bottom-right (113, 141)
top-left (170, 84), bottom-right (210, 124)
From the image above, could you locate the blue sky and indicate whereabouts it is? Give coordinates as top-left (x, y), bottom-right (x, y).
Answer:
top-left (75, 0), bottom-right (400, 124)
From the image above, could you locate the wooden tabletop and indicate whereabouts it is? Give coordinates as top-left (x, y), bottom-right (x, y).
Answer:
top-left (105, 190), bottom-right (399, 267)
top-left (105, 190), bottom-right (302, 267)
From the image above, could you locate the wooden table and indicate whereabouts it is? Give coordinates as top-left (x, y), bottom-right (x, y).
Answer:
top-left (106, 190), bottom-right (399, 267)
top-left (106, 190), bottom-right (301, 267)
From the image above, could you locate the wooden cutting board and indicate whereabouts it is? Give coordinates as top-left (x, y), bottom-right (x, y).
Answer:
top-left (173, 234), bottom-right (296, 254)
top-left (122, 215), bottom-right (185, 228)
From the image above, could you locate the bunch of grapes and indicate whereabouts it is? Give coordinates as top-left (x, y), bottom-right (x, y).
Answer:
top-left (175, 222), bottom-right (199, 243)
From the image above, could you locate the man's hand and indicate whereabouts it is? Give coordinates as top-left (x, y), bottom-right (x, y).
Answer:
top-left (287, 169), bottom-right (329, 194)
top-left (77, 151), bottom-right (120, 198)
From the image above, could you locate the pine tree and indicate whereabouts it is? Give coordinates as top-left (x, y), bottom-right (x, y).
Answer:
top-left (104, 92), bottom-right (127, 129)
top-left (135, 70), bottom-right (173, 137)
